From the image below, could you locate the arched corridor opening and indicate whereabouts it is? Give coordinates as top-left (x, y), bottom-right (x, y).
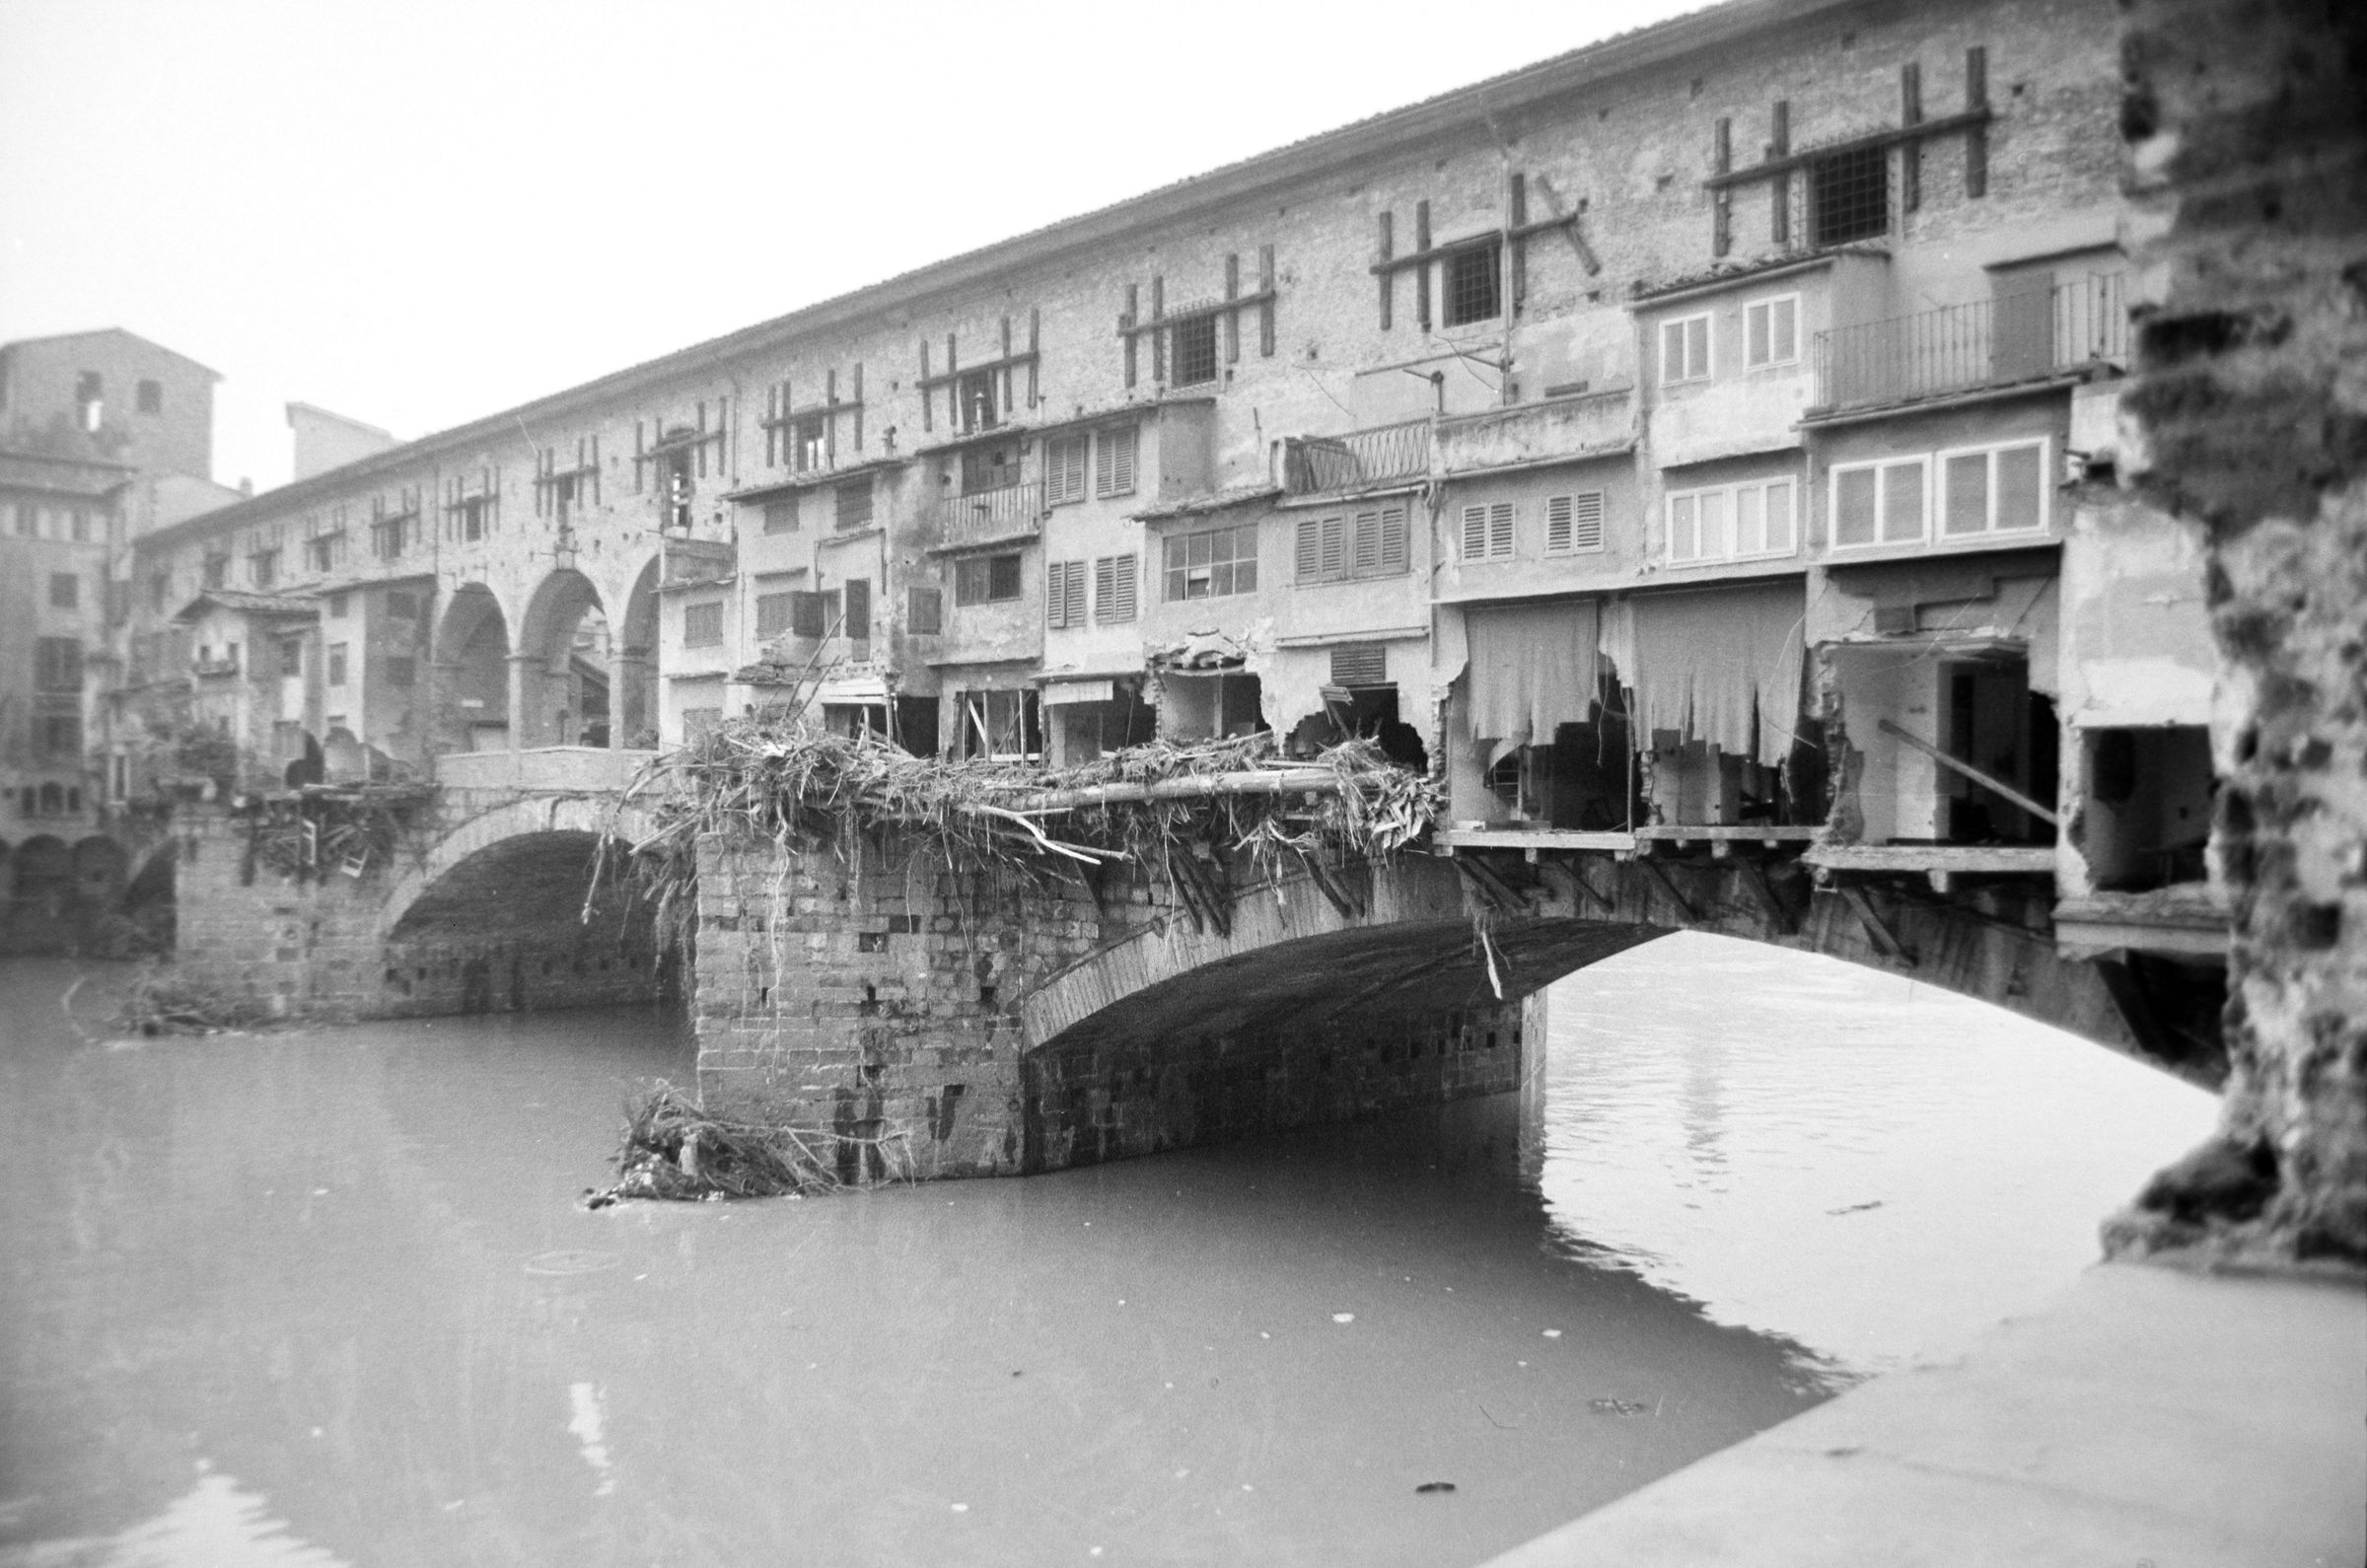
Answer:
top-left (616, 558), bottom-right (658, 749)
top-left (382, 829), bottom-right (670, 1014)
top-left (432, 585), bottom-right (510, 754)
top-left (516, 570), bottom-right (611, 749)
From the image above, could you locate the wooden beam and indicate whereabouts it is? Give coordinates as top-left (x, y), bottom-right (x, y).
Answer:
top-left (1839, 885), bottom-right (1916, 966)
top-left (1738, 859), bottom-right (1796, 934)
top-left (1876, 718), bottom-right (2061, 826)
top-left (1637, 855), bottom-right (1697, 923)
top-left (1702, 107), bottom-right (1992, 188)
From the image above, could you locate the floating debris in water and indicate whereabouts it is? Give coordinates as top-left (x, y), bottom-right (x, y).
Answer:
top-left (1589, 1397), bottom-right (1650, 1415)
top-left (585, 1083), bottom-right (846, 1205)
top-left (1415, 1481), bottom-right (1457, 1494)
top-left (1331, 1313), bottom-right (1356, 1323)
top-left (525, 1249), bottom-right (621, 1276)
top-left (1827, 1199), bottom-right (1886, 1216)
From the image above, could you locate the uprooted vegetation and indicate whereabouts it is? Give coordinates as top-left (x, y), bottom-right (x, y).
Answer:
top-left (116, 961), bottom-right (281, 1034)
top-left (598, 719), bottom-right (1442, 947)
top-left (586, 1084), bottom-right (848, 1205)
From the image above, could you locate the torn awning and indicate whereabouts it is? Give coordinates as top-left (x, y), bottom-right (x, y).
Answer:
top-left (1466, 600), bottom-right (1601, 766)
top-left (1614, 582), bottom-right (1806, 762)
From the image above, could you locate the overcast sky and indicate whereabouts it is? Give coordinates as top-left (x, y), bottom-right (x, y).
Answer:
top-left (1, 0), bottom-right (1705, 493)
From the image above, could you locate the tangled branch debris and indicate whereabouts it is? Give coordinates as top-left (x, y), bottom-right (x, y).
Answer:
top-left (586, 1084), bottom-right (845, 1205)
top-left (116, 961), bottom-right (278, 1034)
top-left (243, 785), bottom-right (433, 885)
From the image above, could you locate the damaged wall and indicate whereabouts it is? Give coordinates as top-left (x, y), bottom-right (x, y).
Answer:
top-left (2109, 0), bottom-right (2367, 1267)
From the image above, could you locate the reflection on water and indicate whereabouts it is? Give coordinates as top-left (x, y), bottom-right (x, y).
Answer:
top-left (0, 942), bottom-right (2215, 1567)
top-left (1534, 932), bottom-right (2219, 1373)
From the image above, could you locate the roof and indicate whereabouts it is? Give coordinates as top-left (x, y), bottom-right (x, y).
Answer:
top-left (136, 0), bottom-right (1852, 551)
top-left (0, 327), bottom-right (222, 381)
top-left (172, 589), bottom-right (322, 622)
top-left (0, 447), bottom-right (135, 498)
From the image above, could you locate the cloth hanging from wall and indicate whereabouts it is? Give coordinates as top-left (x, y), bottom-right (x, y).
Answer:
top-left (1466, 600), bottom-right (1601, 766)
top-left (1621, 582), bottom-right (1806, 762)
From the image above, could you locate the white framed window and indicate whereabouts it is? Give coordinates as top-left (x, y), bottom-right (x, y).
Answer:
top-left (1544, 492), bottom-right (1606, 555)
top-left (1829, 456), bottom-right (1932, 550)
top-left (1745, 294), bottom-right (1800, 368)
top-left (1666, 477), bottom-right (1797, 565)
top-left (1938, 438), bottom-right (2050, 540)
top-left (1659, 313), bottom-right (1712, 385)
top-left (1460, 502), bottom-right (1515, 561)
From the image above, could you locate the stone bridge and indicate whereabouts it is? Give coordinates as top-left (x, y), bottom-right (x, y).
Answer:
top-left (173, 754), bottom-right (2173, 1180)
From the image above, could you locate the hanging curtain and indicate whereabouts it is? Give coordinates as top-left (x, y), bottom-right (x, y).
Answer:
top-left (1620, 582), bottom-right (1806, 762)
top-left (1465, 600), bottom-right (1600, 766)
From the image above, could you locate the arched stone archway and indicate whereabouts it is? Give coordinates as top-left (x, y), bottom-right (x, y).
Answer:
top-left (431, 584), bottom-right (511, 756)
top-left (515, 569), bottom-right (610, 749)
top-left (616, 555), bottom-right (660, 749)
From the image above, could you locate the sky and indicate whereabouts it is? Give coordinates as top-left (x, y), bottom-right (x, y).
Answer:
top-left (1, 0), bottom-right (1707, 494)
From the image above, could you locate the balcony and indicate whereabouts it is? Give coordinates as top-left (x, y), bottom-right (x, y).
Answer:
top-left (934, 480), bottom-right (1043, 549)
top-left (1281, 419), bottom-right (1430, 497)
top-left (1437, 390), bottom-right (1634, 474)
top-left (1810, 273), bottom-right (2128, 414)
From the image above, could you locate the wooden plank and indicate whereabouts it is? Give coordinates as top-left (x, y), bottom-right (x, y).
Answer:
top-left (1875, 718), bottom-right (2061, 826)
top-left (1702, 107), bottom-right (1992, 188)
top-left (1637, 855), bottom-right (1697, 923)
top-left (1839, 885), bottom-right (1916, 966)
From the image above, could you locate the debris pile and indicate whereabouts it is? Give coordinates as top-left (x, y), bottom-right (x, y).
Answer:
top-left (586, 1084), bottom-right (839, 1206)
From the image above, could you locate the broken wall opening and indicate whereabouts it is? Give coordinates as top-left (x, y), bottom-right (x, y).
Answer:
top-left (2078, 725), bottom-right (2212, 890)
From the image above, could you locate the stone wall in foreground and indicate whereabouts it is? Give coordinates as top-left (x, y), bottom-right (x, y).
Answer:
top-left (2111, 0), bottom-right (2367, 1266)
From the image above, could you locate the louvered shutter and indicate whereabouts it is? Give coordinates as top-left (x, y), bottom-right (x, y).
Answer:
top-left (1379, 506), bottom-right (1408, 571)
top-left (1096, 553), bottom-right (1137, 622)
top-left (1352, 511), bottom-right (1381, 572)
top-left (1096, 425), bottom-right (1137, 497)
top-left (1461, 504), bottom-right (1488, 561)
top-left (1064, 561), bottom-right (1086, 627)
top-left (791, 591), bottom-right (827, 639)
top-left (1488, 502), bottom-right (1514, 558)
top-left (1319, 516), bottom-right (1345, 578)
top-left (907, 585), bottom-right (942, 635)
top-left (842, 578), bottom-right (871, 639)
top-left (1571, 492), bottom-right (1605, 551)
top-left (1545, 496), bottom-right (1573, 553)
top-left (1295, 519), bottom-right (1320, 581)
top-left (1329, 643), bottom-right (1387, 686)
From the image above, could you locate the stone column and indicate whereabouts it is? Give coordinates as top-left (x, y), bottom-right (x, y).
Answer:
top-left (609, 648), bottom-right (649, 749)
top-left (505, 652), bottom-right (538, 750)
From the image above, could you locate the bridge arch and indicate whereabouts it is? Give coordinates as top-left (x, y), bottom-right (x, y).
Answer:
top-left (373, 794), bottom-right (668, 1014)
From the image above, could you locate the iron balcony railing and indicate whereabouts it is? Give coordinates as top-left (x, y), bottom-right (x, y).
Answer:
top-left (1281, 419), bottom-right (1431, 496)
top-left (1811, 272), bottom-right (2129, 412)
top-left (935, 480), bottom-right (1043, 545)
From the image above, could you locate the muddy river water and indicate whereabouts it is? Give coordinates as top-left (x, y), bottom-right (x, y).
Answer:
top-left (0, 935), bottom-right (2215, 1567)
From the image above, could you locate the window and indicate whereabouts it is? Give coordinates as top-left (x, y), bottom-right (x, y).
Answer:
top-left (1445, 242), bottom-right (1503, 327)
top-left (1329, 643), bottom-right (1388, 686)
top-left (327, 644), bottom-right (349, 686)
top-left (1811, 144), bottom-right (1889, 246)
top-left (203, 554), bottom-right (228, 589)
top-left (1172, 314), bottom-right (1219, 386)
top-left (906, 585), bottom-right (943, 635)
top-left (762, 495), bottom-right (799, 535)
top-left (75, 372), bottom-right (102, 432)
top-left (69, 510), bottom-right (88, 542)
top-left (35, 637), bottom-right (81, 690)
top-left (1460, 502), bottom-right (1515, 561)
top-left (842, 579), bottom-right (871, 640)
top-left (1094, 554), bottom-right (1138, 624)
top-left (1544, 492), bottom-right (1607, 554)
top-left (1745, 295), bottom-right (1800, 368)
top-left (460, 497), bottom-right (488, 541)
top-left (793, 413), bottom-right (826, 472)
top-left (279, 638), bottom-right (304, 677)
top-left (1162, 524), bottom-right (1257, 601)
top-left (372, 516), bottom-right (408, 559)
top-left (834, 477), bottom-right (874, 530)
top-left (756, 590), bottom-right (796, 638)
top-left (328, 593), bottom-right (348, 618)
top-left (682, 602), bottom-right (724, 647)
top-left (960, 441), bottom-right (1021, 496)
top-left (1666, 477), bottom-right (1796, 563)
top-left (137, 379), bottom-right (163, 414)
top-left (1830, 456), bottom-right (1931, 548)
top-left (38, 714), bottom-right (82, 758)
top-left (959, 688), bottom-right (1040, 760)
top-left (48, 573), bottom-right (78, 609)
top-left (307, 534), bottom-right (345, 573)
top-left (954, 551), bottom-right (1024, 606)
top-left (1046, 559), bottom-right (1088, 628)
top-left (1295, 505), bottom-right (1409, 583)
top-left (1660, 314), bottom-right (1712, 384)
top-left (1044, 433), bottom-right (1089, 505)
top-left (790, 590), bottom-right (836, 639)
top-left (249, 548), bottom-right (279, 589)
top-left (1095, 424), bottom-right (1138, 499)
top-left (1939, 440), bottom-right (2050, 539)
top-left (958, 369), bottom-right (998, 433)
top-left (12, 503), bottom-right (33, 536)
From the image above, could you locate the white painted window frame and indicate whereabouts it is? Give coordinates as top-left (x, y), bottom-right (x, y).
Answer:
top-left (1663, 476), bottom-right (1799, 566)
top-left (1744, 292), bottom-right (1802, 369)
top-left (1659, 311), bottom-right (1714, 386)
top-left (1827, 455), bottom-right (1935, 553)
top-left (1934, 436), bottom-right (2052, 542)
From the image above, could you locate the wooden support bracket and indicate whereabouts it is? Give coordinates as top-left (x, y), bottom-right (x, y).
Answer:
top-left (1637, 856), bottom-right (1698, 923)
top-left (1456, 853), bottom-right (1531, 915)
top-left (1738, 859), bottom-right (1797, 934)
top-left (1839, 885), bottom-right (1917, 966)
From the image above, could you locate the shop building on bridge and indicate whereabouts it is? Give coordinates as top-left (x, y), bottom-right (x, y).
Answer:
top-left (106, 0), bottom-right (2221, 1015)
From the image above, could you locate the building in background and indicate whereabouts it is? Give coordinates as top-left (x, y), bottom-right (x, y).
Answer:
top-left (288, 402), bottom-right (397, 482)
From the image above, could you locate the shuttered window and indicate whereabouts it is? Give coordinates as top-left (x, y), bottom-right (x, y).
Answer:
top-left (1328, 643), bottom-right (1387, 686)
top-left (791, 590), bottom-right (831, 639)
top-left (1095, 424), bottom-right (1138, 499)
top-left (834, 477), bottom-right (874, 530)
top-left (842, 578), bottom-right (871, 639)
top-left (1045, 434), bottom-right (1089, 505)
top-left (682, 602), bottom-right (724, 647)
top-left (1544, 492), bottom-right (1606, 554)
top-left (756, 591), bottom-right (795, 637)
top-left (1461, 502), bottom-right (1515, 561)
top-left (1094, 554), bottom-right (1137, 623)
top-left (1295, 506), bottom-right (1408, 584)
top-left (1046, 560), bottom-right (1088, 628)
top-left (907, 585), bottom-right (943, 634)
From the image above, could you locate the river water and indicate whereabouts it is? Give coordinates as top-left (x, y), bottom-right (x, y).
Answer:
top-left (0, 936), bottom-right (2215, 1567)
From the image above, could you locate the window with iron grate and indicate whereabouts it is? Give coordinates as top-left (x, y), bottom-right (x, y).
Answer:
top-left (1445, 242), bottom-right (1502, 327)
top-left (1172, 315), bottom-right (1219, 387)
top-left (1811, 145), bottom-right (1889, 246)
